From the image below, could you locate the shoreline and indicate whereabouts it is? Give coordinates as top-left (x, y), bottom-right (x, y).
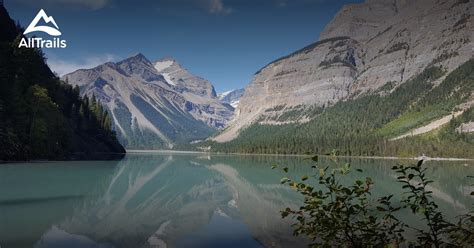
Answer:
top-left (3, 151), bottom-right (472, 163)
top-left (126, 149), bottom-right (207, 154)
top-left (0, 152), bottom-right (126, 164)
top-left (126, 150), bottom-right (474, 161)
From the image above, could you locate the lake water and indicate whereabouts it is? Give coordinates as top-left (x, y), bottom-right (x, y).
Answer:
top-left (0, 152), bottom-right (473, 248)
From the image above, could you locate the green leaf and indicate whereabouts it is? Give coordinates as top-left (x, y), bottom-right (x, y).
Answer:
top-left (417, 160), bottom-right (423, 167)
top-left (280, 177), bottom-right (290, 184)
top-left (311, 155), bottom-right (318, 162)
top-left (301, 175), bottom-right (309, 181)
top-left (283, 167), bottom-right (289, 173)
top-left (418, 207), bottom-right (426, 214)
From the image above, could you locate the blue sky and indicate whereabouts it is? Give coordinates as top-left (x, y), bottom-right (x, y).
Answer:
top-left (5, 0), bottom-right (361, 93)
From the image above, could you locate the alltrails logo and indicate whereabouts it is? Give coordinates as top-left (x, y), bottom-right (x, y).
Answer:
top-left (18, 9), bottom-right (67, 48)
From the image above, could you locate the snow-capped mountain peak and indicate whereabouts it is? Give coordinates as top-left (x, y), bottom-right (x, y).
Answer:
top-left (63, 53), bottom-right (234, 149)
top-left (218, 88), bottom-right (244, 109)
top-left (154, 59), bottom-right (174, 72)
top-left (218, 90), bottom-right (234, 99)
top-left (153, 58), bottom-right (217, 98)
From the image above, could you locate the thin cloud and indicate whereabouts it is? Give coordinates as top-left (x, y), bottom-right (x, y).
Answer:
top-left (46, 54), bottom-right (119, 76)
top-left (208, 0), bottom-right (232, 15)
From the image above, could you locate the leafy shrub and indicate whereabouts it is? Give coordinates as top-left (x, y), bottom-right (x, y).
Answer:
top-left (275, 153), bottom-right (474, 247)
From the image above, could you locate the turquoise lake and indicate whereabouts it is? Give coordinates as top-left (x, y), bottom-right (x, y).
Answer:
top-left (0, 152), bottom-right (473, 248)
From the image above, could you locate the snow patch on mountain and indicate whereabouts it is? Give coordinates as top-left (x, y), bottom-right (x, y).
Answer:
top-left (218, 90), bottom-right (234, 98)
top-left (218, 88), bottom-right (244, 109)
top-left (230, 100), bottom-right (240, 108)
top-left (161, 72), bottom-right (176, 86)
top-left (154, 60), bottom-right (174, 72)
top-left (64, 54), bottom-right (233, 149)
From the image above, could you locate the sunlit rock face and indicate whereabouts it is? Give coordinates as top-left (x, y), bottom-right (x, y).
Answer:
top-left (214, 0), bottom-right (473, 142)
top-left (63, 54), bottom-right (233, 149)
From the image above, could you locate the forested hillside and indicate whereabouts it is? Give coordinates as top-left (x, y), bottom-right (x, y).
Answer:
top-left (208, 60), bottom-right (474, 158)
top-left (0, 5), bottom-right (125, 160)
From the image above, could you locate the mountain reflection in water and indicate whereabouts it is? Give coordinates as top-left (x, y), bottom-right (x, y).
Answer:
top-left (0, 153), bottom-right (472, 248)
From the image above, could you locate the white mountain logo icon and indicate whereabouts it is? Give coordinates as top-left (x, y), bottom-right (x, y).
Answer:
top-left (24, 9), bottom-right (61, 36)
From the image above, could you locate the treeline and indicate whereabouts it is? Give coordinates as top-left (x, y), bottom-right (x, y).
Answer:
top-left (0, 5), bottom-right (124, 160)
top-left (208, 59), bottom-right (474, 158)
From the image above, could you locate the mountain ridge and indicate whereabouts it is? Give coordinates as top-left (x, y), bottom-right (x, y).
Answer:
top-left (214, 0), bottom-right (473, 143)
top-left (207, 0), bottom-right (473, 158)
top-left (63, 53), bottom-right (233, 149)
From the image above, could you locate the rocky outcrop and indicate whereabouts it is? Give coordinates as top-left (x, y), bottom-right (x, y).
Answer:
top-left (63, 54), bottom-right (233, 149)
top-left (214, 0), bottom-right (473, 142)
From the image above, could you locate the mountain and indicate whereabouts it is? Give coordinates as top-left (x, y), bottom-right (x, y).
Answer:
top-left (218, 88), bottom-right (245, 108)
top-left (0, 5), bottom-right (125, 161)
top-left (210, 0), bottom-right (474, 158)
top-left (153, 57), bottom-right (234, 127)
top-left (154, 57), bottom-right (216, 98)
top-left (63, 55), bottom-right (233, 149)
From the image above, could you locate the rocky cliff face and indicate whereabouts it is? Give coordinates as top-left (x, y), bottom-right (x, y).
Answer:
top-left (63, 54), bottom-right (233, 149)
top-left (214, 0), bottom-right (473, 142)
top-left (154, 57), bottom-right (217, 98)
top-left (153, 58), bottom-right (233, 128)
